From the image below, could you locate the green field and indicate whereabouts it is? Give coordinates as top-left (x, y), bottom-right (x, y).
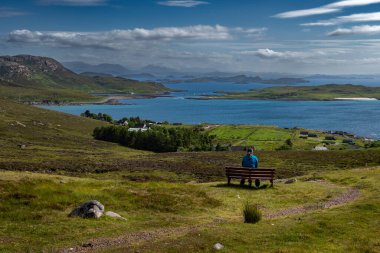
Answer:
top-left (203, 84), bottom-right (380, 101)
top-left (207, 125), bottom-right (367, 151)
top-left (0, 99), bottom-right (380, 252)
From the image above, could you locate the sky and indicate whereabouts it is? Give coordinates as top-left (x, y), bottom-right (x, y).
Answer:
top-left (2, 0), bottom-right (380, 74)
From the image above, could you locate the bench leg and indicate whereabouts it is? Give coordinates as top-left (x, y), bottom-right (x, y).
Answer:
top-left (248, 179), bottom-right (252, 187)
top-left (228, 177), bottom-right (231, 185)
top-left (270, 179), bottom-right (274, 187)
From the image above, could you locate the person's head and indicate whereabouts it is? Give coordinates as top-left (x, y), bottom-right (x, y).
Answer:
top-left (247, 148), bottom-right (253, 155)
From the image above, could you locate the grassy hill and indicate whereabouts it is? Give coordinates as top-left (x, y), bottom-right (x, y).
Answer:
top-left (0, 99), bottom-right (380, 252)
top-left (204, 84), bottom-right (380, 101)
top-left (0, 55), bottom-right (170, 103)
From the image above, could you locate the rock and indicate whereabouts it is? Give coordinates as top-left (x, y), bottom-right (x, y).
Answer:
top-left (69, 200), bottom-right (104, 219)
top-left (213, 243), bottom-right (224, 250)
top-left (17, 144), bottom-right (26, 149)
top-left (105, 211), bottom-right (126, 220)
top-left (285, 178), bottom-right (297, 184)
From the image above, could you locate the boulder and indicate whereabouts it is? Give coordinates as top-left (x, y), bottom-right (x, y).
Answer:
top-left (69, 200), bottom-right (104, 219)
top-left (213, 243), bottom-right (224, 250)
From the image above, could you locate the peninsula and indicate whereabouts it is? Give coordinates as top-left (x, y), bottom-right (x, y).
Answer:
top-left (0, 55), bottom-right (171, 104)
top-left (199, 84), bottom-right (380, 101)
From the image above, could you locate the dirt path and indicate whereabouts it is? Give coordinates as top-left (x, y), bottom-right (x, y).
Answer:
top-left (61, 184), bottom-right (360, 253)
top-left (59, 222), bottom-right (219, 253)
top-left (265, 187), bottom-right (360, 219)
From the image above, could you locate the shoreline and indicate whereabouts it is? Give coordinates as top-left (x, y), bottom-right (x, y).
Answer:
top-left (188, 96), bottom-right (379, 101)
top-left (36, 93), bottom-right (174, 106)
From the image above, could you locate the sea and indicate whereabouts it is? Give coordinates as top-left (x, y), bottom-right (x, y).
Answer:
top-left (42, 77), bottom-right (380, 139)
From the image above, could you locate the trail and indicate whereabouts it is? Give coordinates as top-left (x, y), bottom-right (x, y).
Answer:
top-left (60, 183), bottom-right (360, 253)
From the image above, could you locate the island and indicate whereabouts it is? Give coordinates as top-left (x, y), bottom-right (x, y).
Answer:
top-left (198, 84), bottom-right (380, 101)
top-left (162, 75), bottom-right (309, 85)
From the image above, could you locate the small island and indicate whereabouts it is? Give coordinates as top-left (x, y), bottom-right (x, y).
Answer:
top-left (163, 75), bottom-right (308, 85)
top-left (199, 84), bottom-right (380, 101)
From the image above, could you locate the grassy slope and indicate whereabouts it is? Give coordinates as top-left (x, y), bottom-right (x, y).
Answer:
top-left (0, 99), bottom-right (145, 166)
top-left (0, 72), bottom-right (170, 103)
top-left (0, 99), bottom-right (379, 182)
top-left (123, 168), bottom-right (380, 253)
top-left (208, 84), bottom-right (380, 100)
top-left (0, 99), bottom-right (380, 252)
top-left (0, 168), bottom-right (378, 252)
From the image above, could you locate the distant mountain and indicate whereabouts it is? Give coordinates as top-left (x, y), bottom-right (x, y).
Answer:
top-left (63, 61), bottom-right (132, 76)
top-left (139, 65), bottom-right (178, 76)
top-left (0, 55), bottom-right (171, 102)
top-left (163, 75), bottom-right (308, 85)
top-left (307, 74), bottom-right (374, 80)
top-left (80, 72), bottom-right (113, 77)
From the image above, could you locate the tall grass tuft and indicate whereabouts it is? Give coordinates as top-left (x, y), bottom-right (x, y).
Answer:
top-left (243, 202), bottom-right (262, 224)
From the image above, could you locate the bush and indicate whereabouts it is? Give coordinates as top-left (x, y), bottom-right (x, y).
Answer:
top-left (243, 202), bottom-right (262, 224)
top-left (93, 125), bottom-right (215, 152)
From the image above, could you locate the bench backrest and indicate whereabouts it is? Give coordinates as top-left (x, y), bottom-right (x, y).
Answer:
top-left (225, 167), bottom-right (275, 179)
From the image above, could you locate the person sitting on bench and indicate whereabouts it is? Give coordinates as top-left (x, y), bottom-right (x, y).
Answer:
top-left (241, 148), bottom-right (260, 187)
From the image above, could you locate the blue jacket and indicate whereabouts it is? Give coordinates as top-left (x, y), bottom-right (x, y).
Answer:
top-left (242, 154), bottom-right (259, 168)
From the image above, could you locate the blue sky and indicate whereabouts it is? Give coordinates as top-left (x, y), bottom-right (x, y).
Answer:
top-left (2, 0), bottom-right (380, 74)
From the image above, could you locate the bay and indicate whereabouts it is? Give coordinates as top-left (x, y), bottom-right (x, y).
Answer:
top-left (43, 79), bottom-right (380, 139)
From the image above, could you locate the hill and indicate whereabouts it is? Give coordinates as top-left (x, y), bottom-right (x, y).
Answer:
top-left (0, 98), bottom-right (379, 252)
top-left (63, 61), bottom-right (132, 76)
top-left (202, 84), bottom-right (380, 100)
top-left (0, 55), bottom-right (171, 103)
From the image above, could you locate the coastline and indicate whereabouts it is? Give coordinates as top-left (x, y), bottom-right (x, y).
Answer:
top-left (188, 96), bottom-right (379, 101)
top-left (35, 93), bottom-right (174, 106)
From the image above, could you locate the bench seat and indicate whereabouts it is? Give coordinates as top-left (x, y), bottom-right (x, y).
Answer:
top-left (225, 167), bottom-right (276, 187)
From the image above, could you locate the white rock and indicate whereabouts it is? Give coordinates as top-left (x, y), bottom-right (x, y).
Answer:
top-left (105, 211), bottom-right (126, 220)
top-left (214, 243), bottom-right (224, 250)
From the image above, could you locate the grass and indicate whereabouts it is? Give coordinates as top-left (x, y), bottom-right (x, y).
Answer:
top-left (105, 168), bottom-right (380, 253)
top-left (243, 202), bottom-right (262, 223)
top-left (1, 168), bottom-right (373, 252)
top-left (0, 98), bottom-right (379, 252)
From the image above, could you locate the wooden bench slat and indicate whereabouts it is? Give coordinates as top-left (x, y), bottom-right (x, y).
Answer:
top-left (226, 167), bottom-right (275, 171)
top-left (228, 176), bottom-right (274, 180)
top-left (226, 171), bottom-right (275, 175)
top-left (226, 173), bottom-right (274, 177)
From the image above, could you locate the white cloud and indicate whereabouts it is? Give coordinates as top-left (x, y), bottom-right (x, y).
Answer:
top-left (240, 48), bottom-right (309, 60)
top-left (302, 12), bottom-right (380, 26)
top-left (328, 25), bottom-right (380, 36)
top-left (158, 0), bottom-right (208, 7)
top-left (7, 25), bottom-right (266, 49)
top-left (0, 7), bottom-right (28, 17)
top-left (275, 0), bottom-right (380, 19)
top-left (38, 0), bottom-right (107, 6)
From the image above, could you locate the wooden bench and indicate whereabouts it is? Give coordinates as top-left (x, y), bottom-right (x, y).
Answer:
top-left (225, 167), bottom-right (276, 187)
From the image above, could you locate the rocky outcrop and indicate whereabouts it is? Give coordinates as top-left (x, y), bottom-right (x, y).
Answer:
top-left (0, 55), bottom-right (71, 79)
top-left (69, 200), bottom-right (105, 219)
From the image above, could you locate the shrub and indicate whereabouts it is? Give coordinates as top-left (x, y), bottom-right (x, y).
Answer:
top-left (243, 202), bottom-right (262, 224)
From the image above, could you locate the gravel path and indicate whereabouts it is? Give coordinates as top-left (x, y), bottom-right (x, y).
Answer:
top-left (61, 184), bottom-right (360, 253)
